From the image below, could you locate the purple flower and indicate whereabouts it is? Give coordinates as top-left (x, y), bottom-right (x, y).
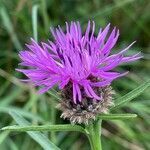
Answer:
top-left (17, 21), bottom-right (141, 103)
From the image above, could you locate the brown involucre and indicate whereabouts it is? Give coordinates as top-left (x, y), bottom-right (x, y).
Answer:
top-left (56, 83), bottom-right (115, 124)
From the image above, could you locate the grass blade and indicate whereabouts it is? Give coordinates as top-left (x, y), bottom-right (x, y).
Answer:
top-left (82, 0), bottom-right (135, 21)
top-left (0, 89), bottom-right (23, 106)
top-left (0, 106), bottom-right (44, 123)
top-left (40, 0), bottom-right (50, 32)
top-left (8, 111), bottom-right (60, 150)
top-left (32, 4), bottom-right (39, 42)
top-left (47, 89), bottom-right (61, 101)
top-left (111, 80), bottom-right (150, 110)
top-left (0, 7), bottom-right (22, 50)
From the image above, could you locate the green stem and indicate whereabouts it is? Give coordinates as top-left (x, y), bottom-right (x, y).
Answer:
top-left (86, 119), bottom-right (102, 150)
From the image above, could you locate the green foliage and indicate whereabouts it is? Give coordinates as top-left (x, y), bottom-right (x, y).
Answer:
top-left (9, 111), bottom-right (60, 150)
top-left (1, 112), bottom-right (137, 150)
top-left (0, 0), bottom-right (149, 149)
top-left (98, 114), bottom-right (137, 120)
top-left (111, 79), bottom-right (150, 110)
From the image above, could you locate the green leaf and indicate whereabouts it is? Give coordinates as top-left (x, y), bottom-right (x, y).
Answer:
top-left (1, 124), bottom-right (85, 133)
top-left (32, 4), bottom-right (39, 42)
top-left (0, 6), bottom-right (22, 50)
top-left (111, 80), bottom-right (150, 110)
top-left (8, 111), bottom-right (60, 150)
top-left (0, 130), bottom-right (10, 145)
top-left (47, 89), bottom-right (61, 101)
top-left (98, 114), bottom-right (137, 120)
top-left (82, 0), bottom-right (135, 21)
top-left (0, 88), bottom-right (23, 106)
top-left (0, 106), bottom-right (44, 123)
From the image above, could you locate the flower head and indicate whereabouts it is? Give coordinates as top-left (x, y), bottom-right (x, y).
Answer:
top-left (17, 21), bottom-right (141, 104)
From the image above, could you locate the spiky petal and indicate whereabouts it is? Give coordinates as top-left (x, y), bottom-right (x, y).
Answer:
top-left (17, 21), bottom-right (142, 103)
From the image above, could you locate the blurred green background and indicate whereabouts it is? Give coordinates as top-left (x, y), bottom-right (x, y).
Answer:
top-left (0, 0), bottom-right (150, 150)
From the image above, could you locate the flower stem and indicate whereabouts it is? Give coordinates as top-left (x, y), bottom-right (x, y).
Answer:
top-left (86, 119), bottom-right (102, 150)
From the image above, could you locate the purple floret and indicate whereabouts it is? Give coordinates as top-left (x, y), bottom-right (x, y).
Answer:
top-left (17, 21), bottom-right (142, 103)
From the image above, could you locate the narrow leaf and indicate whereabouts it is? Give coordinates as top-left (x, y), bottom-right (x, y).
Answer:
top-left (98, 114), bottom-right (137, 120)
top-left (0, 7), bottom-right (22, 50)
top-left (9, 111), bottom-right (60, 150)
top-left (32, 4), bottom-right (39, 42)
top-left (47, 89), bottom-right (61, 101)
top-left (0, 106), bottom-right (44, 123)
top-left (1, 124), bottom-right (85, 133)
top-left (111, 80), bottom-right (150, 110)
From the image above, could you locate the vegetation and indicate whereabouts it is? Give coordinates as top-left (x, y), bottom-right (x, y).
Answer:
top-left (0, 0), bottom-right (149, 150)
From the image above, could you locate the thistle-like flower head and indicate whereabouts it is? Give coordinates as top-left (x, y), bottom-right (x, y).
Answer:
top-left (17, 21), bottom-right (141, 104)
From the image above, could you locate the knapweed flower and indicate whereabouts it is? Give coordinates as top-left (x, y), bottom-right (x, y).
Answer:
top-left (17, 21), bottom-right (141, 124)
